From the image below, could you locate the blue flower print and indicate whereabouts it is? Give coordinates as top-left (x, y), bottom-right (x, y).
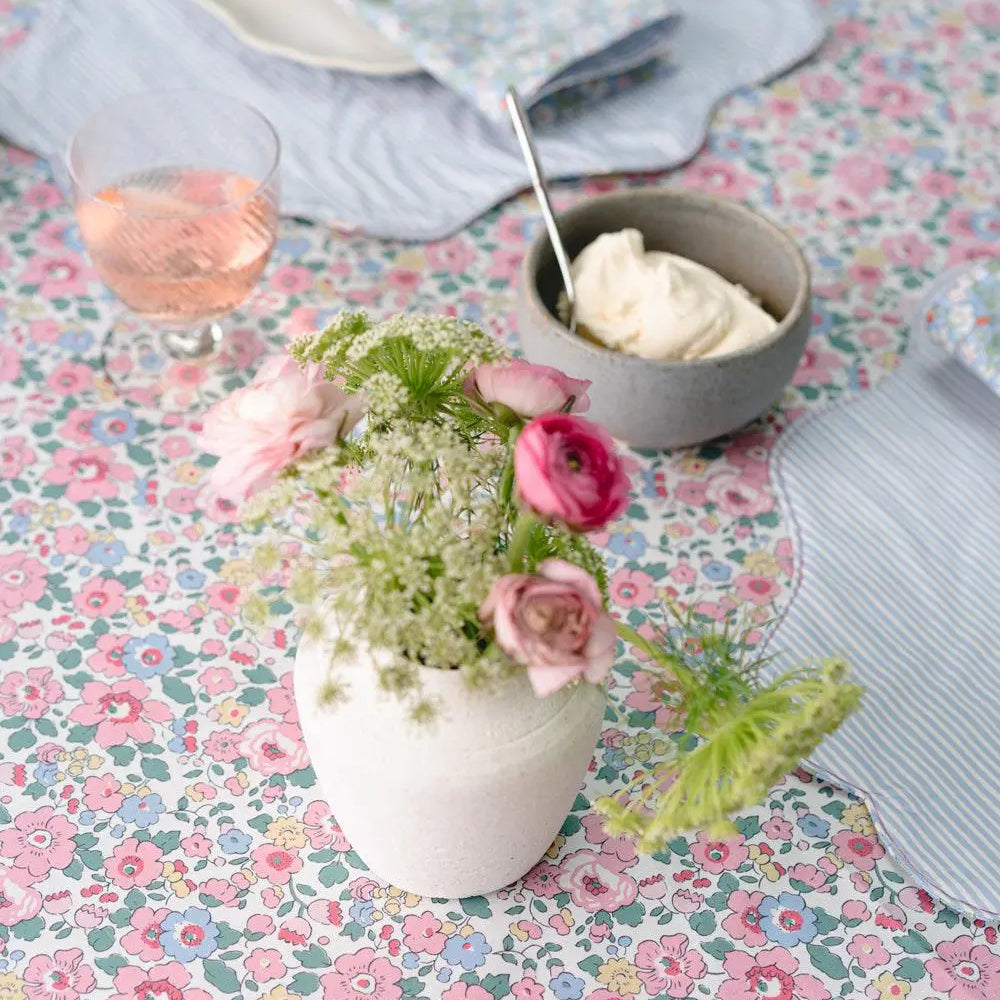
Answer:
top-left (348, 899), bottom-right (375, 927)
top-left (218, 828), bottom-right (252, 855)
top-left (168, 718), bottom-right (192, 753)
top-left (702, 560), bottom-right (732, 582)
top-left (797, 813), bottom-right (830, 838)
top-left (160, 907), bottom-right (219, 961)
top-left (441, 931), bottom-right (490, 971)
top-left (91, 408), bottom-right (137, 444)
top-left (971, 209), bottom-right (1000, 242)
top-left (9, 514), bottom-right (29, 536)
top-left (58, 329), bottom-right (94, 354)
top-left (602, 746), bottom-right (627, 771)
top-left (758, 892), bottom-right (819, 946)
top-left (177, 568), bottom-right (206, 590)
top-left (607, 531), bottom-right (647, 559)
top-left (123, 634), bottom-right (175, 679)
top-left (118, 793), bottom-right (165, 830)
top-left (33, 762), bottom-right (59, 786)
top-left (549, 971), bottom-right (586, 1000)
top-left (85, 540), bottom-right (127, 567)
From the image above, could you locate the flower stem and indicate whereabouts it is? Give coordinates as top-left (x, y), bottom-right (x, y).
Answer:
top-left (507, 511), bottom-right (536, 571)
top-left (498, 424), bottom-right (521, 511)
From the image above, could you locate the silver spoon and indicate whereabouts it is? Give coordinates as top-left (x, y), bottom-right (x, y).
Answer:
top-left (505, 86), bottom-right (577, 336)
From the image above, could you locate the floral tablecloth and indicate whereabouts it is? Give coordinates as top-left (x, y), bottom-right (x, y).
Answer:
top-left (1, 2), bottom-right (999, 1000)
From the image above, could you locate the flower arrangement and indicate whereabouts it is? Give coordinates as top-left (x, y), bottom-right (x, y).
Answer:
top-left (199, 311), bottom-right (862, 843)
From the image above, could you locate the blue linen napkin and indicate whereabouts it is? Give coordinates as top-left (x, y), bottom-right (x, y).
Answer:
top-left (764, 301), bottom-right (1000, 920)
top-left (343, 0), bottom-right (679, 121)
top-left (0, 0), bottom-right (826, 240)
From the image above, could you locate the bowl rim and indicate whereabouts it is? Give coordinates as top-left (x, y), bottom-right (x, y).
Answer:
top-left (520, 187), bottom-right (811, 370)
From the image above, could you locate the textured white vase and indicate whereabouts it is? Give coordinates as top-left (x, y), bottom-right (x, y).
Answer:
top-left (294, 633), bottom-right (607, 898)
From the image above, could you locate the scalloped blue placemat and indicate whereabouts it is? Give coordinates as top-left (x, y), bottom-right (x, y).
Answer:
top-left (765, 272), bottom-right (1000, 920)
top-left (0, 0), bottom-right (825, 240)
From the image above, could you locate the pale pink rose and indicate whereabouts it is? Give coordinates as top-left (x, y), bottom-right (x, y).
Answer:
top-left (244, 948), bottom-right (285, 982)
top-left (239, 719), bottom-right (309, 776)
top-left (479, 559), bottom-right (615, 697)
top-left (199, 354), bottom-right (366, 501)
top-left (348, 877), bottom-right (380, 901)
top-left (0, 667), bottom-right (63, 719)
top-left (82, 773), bottom-right (124, 812)
top-left (320, 948), bottom-right (402, 1000)
top-left (250, 844), bottom-right (301, 885)
top-left (0, 864), bottom-right (42, 926)
top-left (68, 678), bottom-right (171, 748)
top-left (110, 962), bottom-right (212, 1000)
top-left (303, 800), bottom-right (351, 851)
top-left (121, 905), bottom-right (170, 961)
top-left (635, 933), bottom-right (707, 999)
top-left (559, 849), bottom-right (638, 913)
top-left (515, 413), bottom-right (629, 530)
top-left (465, 359), bottom-right (590, 418)
top-left (722, 889), bottom-right (768, 947)
top-left (104, 838), bottom-right (163, 889)
top-left (672, 888), bottom-right (704, 913)
top-left (0, 805), bottom-right (77, 881)
top-left (402, 912), bottom-right (447, 955)
top-left (35, 742), bottom-right (63, 764)
top-left (24, 947), bottom-right (95, 1000)
top-left (0, 552), bottom-right (47, 611)
top-left (847, 934), bottom-right (890, 970)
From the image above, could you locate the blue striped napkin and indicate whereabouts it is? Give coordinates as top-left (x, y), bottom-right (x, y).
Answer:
top-left (764, 298), bottom-right (1000, 920)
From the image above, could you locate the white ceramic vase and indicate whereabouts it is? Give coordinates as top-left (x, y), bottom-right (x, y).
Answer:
top-left (294, 633), bottom-right (607, 898)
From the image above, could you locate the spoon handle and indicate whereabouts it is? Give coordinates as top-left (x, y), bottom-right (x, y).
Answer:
top-left (505, 87), bottom-right (577, 330)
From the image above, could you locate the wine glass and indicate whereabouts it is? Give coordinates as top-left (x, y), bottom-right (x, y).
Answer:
top-left (68, 89), bottom-right (280, 407)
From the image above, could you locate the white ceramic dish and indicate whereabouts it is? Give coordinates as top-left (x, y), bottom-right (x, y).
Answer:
top-left (191, 0), bottom-right (419, 74)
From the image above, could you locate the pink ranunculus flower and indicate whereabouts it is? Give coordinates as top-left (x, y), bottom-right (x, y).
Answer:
top-left (303, 801), bottom-right (351, 851)
top-left (0, 552), bottom-right (47, 611)
top-left (198, 354), bottom-right (366, 501)
top-left (635, 933), bottom-right (707, 998)
top-left (69, 678), bottom-right (171, 748)
top-left (0, 863), bottom-right (43, 926)
top-left (121, 905), bottom-right (170, 961)
top-left (239, 719), bottom-right (310, 776)
top-left (465, 359), bottom-right (591, 418)
top-left (23, 947), bottom-right (96, 1000)
top-left (559, 849), bottom-right (638, 913)
top-left (110, 962), bottom-right (212, 1000)
top-left (927, 935), bottom-right (1000, 1000)
top-left (479, 559), bottom-right (615, 697)
top-left (104, 837), bottom-right (164, 889)
top-left (0, 666), bottom-right (63, 719)
top-left (320, 947), bottom-right (402, 1000)
top-left (515, 413), bottom-right (629, 530)
top-left (0, 805), bottom-right (78, 881)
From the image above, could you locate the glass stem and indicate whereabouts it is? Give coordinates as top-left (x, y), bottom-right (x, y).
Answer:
top-left (162, 322), bottom-right (222, 360)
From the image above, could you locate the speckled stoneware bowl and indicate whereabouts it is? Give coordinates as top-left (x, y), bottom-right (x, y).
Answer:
top-left (517, 188), bottom-right (811, 450)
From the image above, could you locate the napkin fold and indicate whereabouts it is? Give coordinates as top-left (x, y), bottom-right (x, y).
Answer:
top-left (0, 0), bottom-right (826, 240)
top-left (343, 0), bottom-right (679, 120)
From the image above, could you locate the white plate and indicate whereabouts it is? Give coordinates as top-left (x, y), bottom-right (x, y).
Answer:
top-left (192, 0), bottom-right (420, 75)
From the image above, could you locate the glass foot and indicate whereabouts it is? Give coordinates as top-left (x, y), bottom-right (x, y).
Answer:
top-left (99, 316), bottom-right (270, 411)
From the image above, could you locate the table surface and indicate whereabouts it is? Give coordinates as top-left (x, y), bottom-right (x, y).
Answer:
top-left (1, 1), bottom-right (998, 998)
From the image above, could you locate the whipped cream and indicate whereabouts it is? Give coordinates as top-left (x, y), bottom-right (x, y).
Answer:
top-left (568, 228), bottom-right (778, 361)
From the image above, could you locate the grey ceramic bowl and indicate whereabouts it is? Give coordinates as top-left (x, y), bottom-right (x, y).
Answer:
top-left (517, 188), bottom-right (811, 450)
